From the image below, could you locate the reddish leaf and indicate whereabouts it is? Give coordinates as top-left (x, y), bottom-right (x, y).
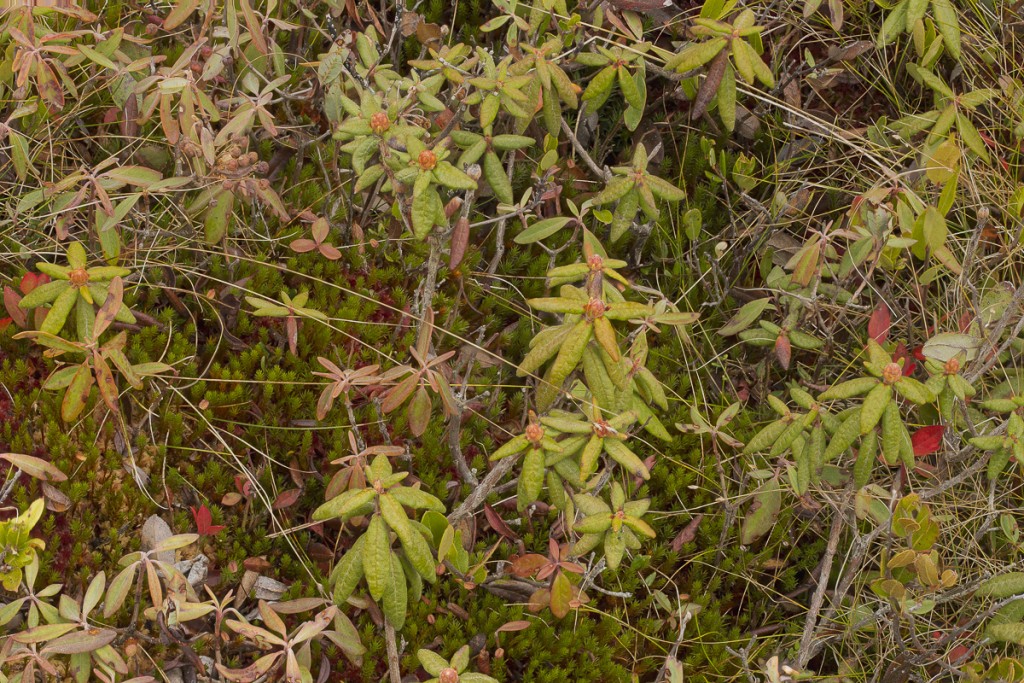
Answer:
top-left (483, 503), bottom-right (520, 542)
top-left (243, 557), bottom-right (272, 572)
top-left (290, 238), bottom-right (318, 253)
top-left (3, 285), bottom-right (27, 328)
top-left (774, 334), bottom-right (792, 369)
top-left (93, 353), bottom-right (120, 414)
top-left (449, 216), bottom-right (469, 271)
top-left (509, 554), bottom-right (548, 578)
top-left (868, 303), bottom-right (891, 344)
top-left (235, 475), bottom-right (253, 499)
top-left (286, 317), bottom-right (299, 356)
top-left (311, 217), bottom-right (329, 243)
top-left (407, 384), bottom-right (432, 437)
top-left (21, 272), bottom-right (50, 294)
top-left (190, 504), bottom-right (226, 536)
top-left (912, 425), bottom-right (944, 457)
top-left (893, 342), bottom-right (917, 376)
top-left (319, 243), bottom-right (342, 260)
top-left (222, 492), bottom-right (243, 506)
top-left (496, 620), bottom-right (532, 633)
top-left (272, 488), bottom-right (302, 510)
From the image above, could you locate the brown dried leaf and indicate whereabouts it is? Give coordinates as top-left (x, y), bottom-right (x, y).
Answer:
top-left (496, 620), bottom-right (532, 633)
top-left (692, 49), bottom-right (728, 120)
top-left (483, 503), bottom-right (520, 542)
top-left (42, 482), bottom-right (71, 512)
top-left (670, 514), bottom-right (703, 552)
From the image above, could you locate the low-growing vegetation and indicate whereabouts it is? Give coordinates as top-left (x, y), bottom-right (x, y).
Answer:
top-left (1, 0), bottom-right (1024, 680)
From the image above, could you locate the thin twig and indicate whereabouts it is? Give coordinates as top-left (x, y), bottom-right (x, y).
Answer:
top-left (447, 455), bottom-right (518, 525)
top-left (797, 497), bottom-right (847, 668)
top-left (654, 608), bottom-right (693, 683)
top-left (561, 119), bottom-right (611, 182)
top-left (384, 617), bottom-right (402, 683)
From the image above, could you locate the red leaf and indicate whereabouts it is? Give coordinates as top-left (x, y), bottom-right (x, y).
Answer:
top-left (868, 303), bottom-right (891, 344)
top-left (235, 475), bottom-right (252, 498)
top-left (893, 343), bottom-right (917, 376)
top-left (272, 488), bottom-right (302, 510)
top-left (3, 286), bottom-right (26, 328)
top-left (449, 216), bottom-right (469, 271)
top-left (496, 620), bottom-right (532, 633)
top-left (20, 272), bottom-right (50, 294)
top-left (190, 504), bottom-right (226, 536)
top-left (483, 502), bottom-right (520, 542)
top-left (912, 425), bottom-right (944, 457)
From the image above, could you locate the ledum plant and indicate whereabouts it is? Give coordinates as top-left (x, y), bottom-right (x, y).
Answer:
top-left (743, 339), bottom-right (939, 497)
top-left (506, 231), bottom-right (695, 577)
top-left (589, 143), bottom-right (687, 243)
top-left (516, 238), bottom-right (652, 411)
top-left (17, 241), bottom-right (135, 339)
top-left (15, 278), bottom-right (172, 422)
top-left (311, 454), bottom-right (445, 630)
top-left (665, 6), bottom-right (775, 132)
top-left (578, 44), bottom-right (649, 132)
top-left (571, 482), bottom-right (655, 571)
top-left (877, 0), bottom-right (962, 59)
top-left (325, 34), bottom-right (481, 241)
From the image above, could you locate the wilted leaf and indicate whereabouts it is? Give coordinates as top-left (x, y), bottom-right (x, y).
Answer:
top-left (739, 477), bottom-right (781, 545)
top-left (407, 385), bottom-right (432, 437)
top-left (670, 514), bottom-right (704, 552)
top-left (0, 453), bottom-right (67, 482)
top-left (484, 503), bottom-right (520, 541)
top-left (921, 332), bottom-right (980, 362)
top-left (496, 620), bottom-right (532, 633)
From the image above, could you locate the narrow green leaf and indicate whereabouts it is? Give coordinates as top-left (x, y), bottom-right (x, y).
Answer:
top-left (665, 38), bottom-right (728, 73)
top-left (362, 515), bottom-right (391, 601)
top-left (860, 384), bottom-right (891, 434)
top-left (380, 495), bottom-right (436, 582)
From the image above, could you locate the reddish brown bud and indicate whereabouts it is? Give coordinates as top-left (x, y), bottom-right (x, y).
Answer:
top-left (68, 268), bottom-right (90, 287)
top-left (370, 111), bottom-right (390, 134)
top-left (418, 150), bottom-right (437, 170)
top-left (882, 362), bottom-right (903, 385)
top-left (583, 298), bottom-right (606, 320)
top-left (525, 423), bottom-right (544, 444)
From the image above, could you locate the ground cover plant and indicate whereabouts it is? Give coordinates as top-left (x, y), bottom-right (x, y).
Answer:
top-left (1, 0), bottom-right (1024, 680)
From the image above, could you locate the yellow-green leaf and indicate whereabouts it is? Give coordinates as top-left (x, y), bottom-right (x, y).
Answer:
top-left (362, 515), bottom-right (391, 601)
